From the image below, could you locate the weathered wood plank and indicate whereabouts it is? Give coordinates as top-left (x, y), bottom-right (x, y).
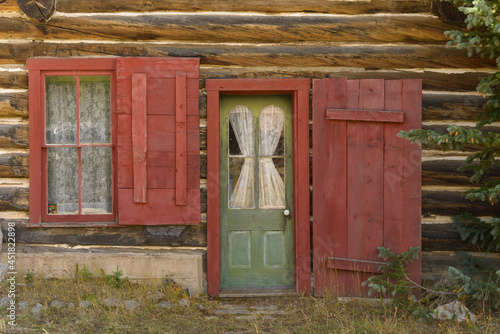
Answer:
top-left (0, 186), bottom-right (28, 211)
top-left (422, 190), bottom-right (500, 216)
top-left (0, 92), bottom-right (28, 117)
top-left (421, 251), bottom-right (500, 284)
top-left (0, 152), bottom-right (28, 177)
top-left (4, 220), bottom-right (207, 247)
top-left (0, 14), bottom-right (456, 44)
top-left (0, 123), bottom-right (28, 148)
top-left (0, 70), bottom-right (27, 89)
top-left (53, 0), bottom-right (432, 14)
top-left (2, 42), bottom-right (495, 69)
top-left (421, 223), bottom-right (497, 252)
top-left (0, 0), bottom-right (19, 13)
top-left (131, 73), bottom-right (148, 203)
top-left (422, 159), bottom-right (500, 186)
top-left (423, 93), bottom-right (486, 122)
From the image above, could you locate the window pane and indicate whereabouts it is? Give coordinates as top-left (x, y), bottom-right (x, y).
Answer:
top-left (46, 76), bottom-right (77, 144)
top-left (259, 105), bottom-right (285, 157)
top-left (229, 157), bottom-right (254, 209)
top-left (81, 147), bottom-right (112, 214)
top-left (80, 76), bottom-right (111, 144)
top-left (47, 147), bottom-right (78, 215)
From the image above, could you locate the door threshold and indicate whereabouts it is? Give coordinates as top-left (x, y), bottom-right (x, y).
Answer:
top-left (219, 288), bottom-right (296, 298)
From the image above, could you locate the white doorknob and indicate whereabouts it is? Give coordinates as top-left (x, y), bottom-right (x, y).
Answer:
top-left (283, 209), bottom-right (290, 216)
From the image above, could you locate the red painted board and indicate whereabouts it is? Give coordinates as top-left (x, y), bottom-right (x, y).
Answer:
top-left (402, 79), bottom-right (422, 288)
top-left (118, 165), bottom-right (199, 189)
top-left (176, 74), bottom-right (187, 206)
top-left (28, 69), bottom-right (42, 225)
top-left (326, 257), bottom-right (386, 274)
top-left (132, 73), bottom-right (147, 203)
top-left (118, 189), bottom-right (200, 225)
top-left (383, 80), bottom-right (405, 254)
top-left (326, 109), bottom-right (404, 123)
top-left (313, 78), bottom-right (349, 295)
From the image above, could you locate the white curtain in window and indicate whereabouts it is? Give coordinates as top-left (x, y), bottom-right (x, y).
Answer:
top-left (259, 105), bottom-right (285, 208)
top-left (229, 105), bottom-right (254, 208)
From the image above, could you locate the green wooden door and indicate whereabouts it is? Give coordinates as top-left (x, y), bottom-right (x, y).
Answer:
top-left (220, 94), bottom-right (294, 289)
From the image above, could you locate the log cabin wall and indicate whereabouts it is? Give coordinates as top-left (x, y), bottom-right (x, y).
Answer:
top-left (0, 0), bottom-right (498, 288)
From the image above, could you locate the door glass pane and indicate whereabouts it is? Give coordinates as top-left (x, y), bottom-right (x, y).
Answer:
top-left (47, 147), bottom-right (78, 215)
top-left (259, 105), bottom-right (285, 208)
top-left (81, 147), bottom-right (113, 214)
top-left (46, 76), bottom-right (77, 144)
top-left (80, 76), bottom-right (111, 144)
top-left (228, 105), bottom-right (254, 209)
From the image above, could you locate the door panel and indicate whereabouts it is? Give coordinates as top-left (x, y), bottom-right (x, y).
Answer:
top-left (220, 94), bottom-right (293, 289)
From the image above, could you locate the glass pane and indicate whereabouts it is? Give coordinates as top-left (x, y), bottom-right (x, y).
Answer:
top-left (228, 105), bottom-right (254, 156)
top-left (228, 121), bottom-right (241, 155)
top-left (81, 147), bottom-right (113, 214)
top-left (46, 76), bottom-right (77, 144)
top-left (80, 76), bottom-right (111, 144)
top-left (47, 147), bottom-right (78, 215)
top-left (229, 157), bottom-right (254, 209)
top-left (259, 105), bottom-right (284, 156)
top-left (259, 157), bottom-right (285, 208)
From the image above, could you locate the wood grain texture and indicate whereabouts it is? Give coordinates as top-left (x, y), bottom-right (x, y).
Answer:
top-left (54, 0), bottom-right (432, 14)
top-left (422, 190), bottom-right (500, 216)
top-left (2, 68), bottom-right (492, 92)
top-left (0, 14), bottom-right (455, 44)
top-left (0, 92), bottom-right (28, 117)
top-left (0, 186), bottom-right (28, 211)
top-left (16, 0), bottom-right (55, 21)
top-left (0, 152), bottom-right (28, 177)
top-left (132, 73), bottom-right (147, 203)
top-left (0, 123), bottom-right (28, 148)
top-left (175, 74), bottom-right (187, 206)
top-left (1, 42), bottom-right (495, 69)
top-left (0, 70), bottom-right (27, 89)
top-left (423, 159), bottom-right (500, 186)
top-left (421, 223), bottom-right (498, 252)
top-left (327, 109), bottom-right (404, 122)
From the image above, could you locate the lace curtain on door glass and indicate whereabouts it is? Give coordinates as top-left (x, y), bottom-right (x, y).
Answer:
top-left (228, 104), bottom-right (285, 209)
top-left (46, 79), bottom-right (112, 214)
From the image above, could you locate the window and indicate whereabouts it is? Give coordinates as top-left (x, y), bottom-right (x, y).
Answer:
top-left (28, 58), bottom-right (200, 226)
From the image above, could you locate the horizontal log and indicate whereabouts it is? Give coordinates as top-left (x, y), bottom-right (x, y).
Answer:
top-left (421, 251), bottom-right (500, 283)
top-left (0, 14), bottom-right (455, 44)
top-left (0, 69), bottom-right (27, 89)
top-left (1, 67), bottom-right (491, 93)
top-left (199, 68), bottom-right (491, 93)
top-left (0, 123), bottom-right (28, 148)
top-left (0, 0), bottom-right (19, 13)
top-left (0, 186), bottom-right (28, 211)
top-left (8, 221), bottom-right (207, 247)
top-left (422, 159), bottom-right (500, 186)
top-left (421, 223), bottom-right (496, 252)
top-left (53, 0), bottom-right (432, 14)
top-left (422, 190), bottom-right (500, 216)
top-left (0, 152), bottom-right (29, 178)
top-left (423, 93), bottom-right (486, 122)
top-left (2, 42), bottom-right (495, 69)
top-left (0, 92), bottom-right (28, 117)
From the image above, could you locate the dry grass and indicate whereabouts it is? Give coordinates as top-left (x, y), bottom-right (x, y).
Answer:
top-left (0, 270), bottom-right (498, 333)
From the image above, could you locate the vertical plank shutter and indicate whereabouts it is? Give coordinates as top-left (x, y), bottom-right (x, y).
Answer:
top-left (132, 73), bottom-right (147, 203)
top-left (116, 58), bottom-right (200, 225)
top-left (313, 78), bottom-right (421, 296)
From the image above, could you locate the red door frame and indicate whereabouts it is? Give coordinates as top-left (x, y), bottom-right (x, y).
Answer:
top-left (206, 79), bottom-right (311, 296)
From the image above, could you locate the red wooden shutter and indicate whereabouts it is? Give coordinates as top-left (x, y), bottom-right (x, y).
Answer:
top-left (116, 58), bottom-right (200, 225)
top-left (312, 78), bottom-right (421, 296)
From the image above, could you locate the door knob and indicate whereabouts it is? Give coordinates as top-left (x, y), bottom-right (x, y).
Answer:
top-left (283, 209), bottom-right (290, 216)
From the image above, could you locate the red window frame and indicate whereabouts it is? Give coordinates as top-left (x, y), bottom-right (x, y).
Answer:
top-left (27, 58), bottom-right (117, 226)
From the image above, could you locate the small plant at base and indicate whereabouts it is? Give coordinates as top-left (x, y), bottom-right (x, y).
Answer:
top-left (101, 267), bottom-right (130, 289)
top-left (448, 253), bottom-right (500, 310)
top-left (362, 247), bottom-right (421, 307)
top-left (74, 264), bottom-right (94, 282)
top-left (24, 269), bottom-right (35, 283)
